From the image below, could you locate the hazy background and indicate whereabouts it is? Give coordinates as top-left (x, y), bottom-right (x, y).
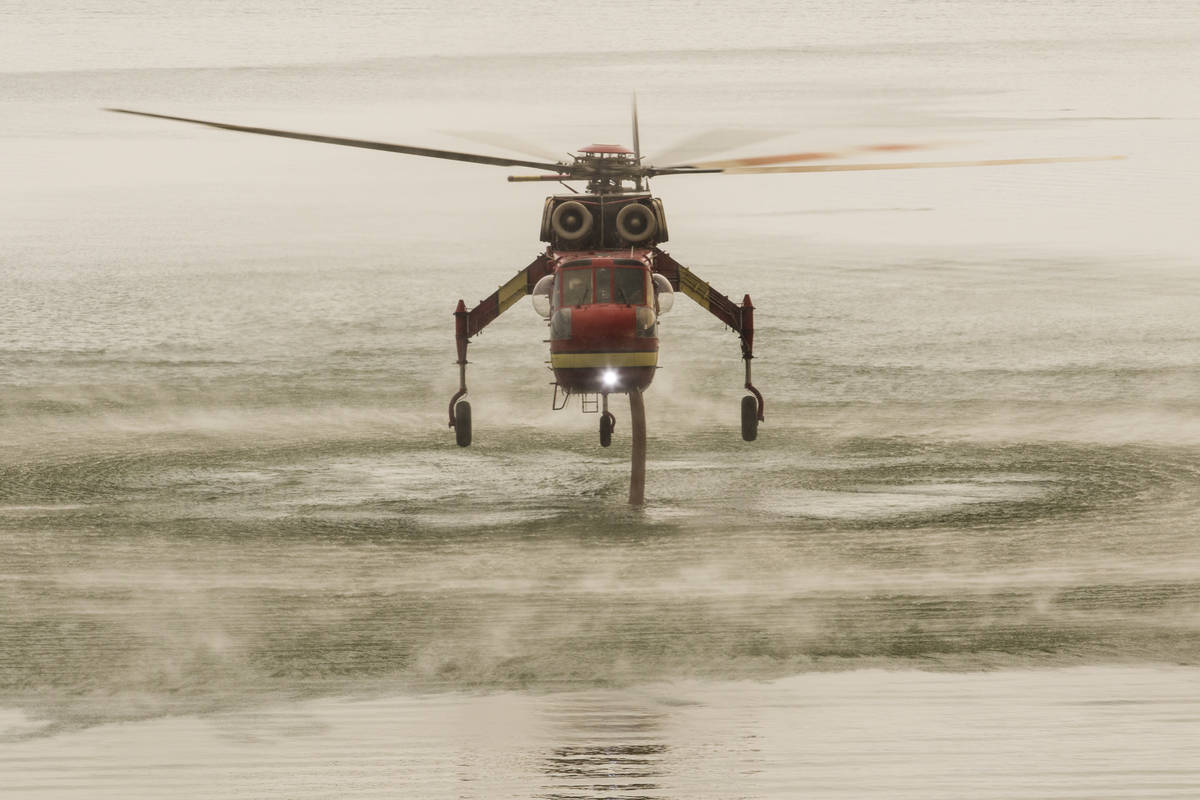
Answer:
top-left (3, 1), bottom-right (1200, 797)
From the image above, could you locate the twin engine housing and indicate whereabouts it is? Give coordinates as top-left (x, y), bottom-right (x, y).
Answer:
top-left (540, 193), bottom-right (669, 249)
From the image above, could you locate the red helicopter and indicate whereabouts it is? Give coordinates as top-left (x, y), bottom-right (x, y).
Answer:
top-left (106, 103), bottom-right (1120, 503)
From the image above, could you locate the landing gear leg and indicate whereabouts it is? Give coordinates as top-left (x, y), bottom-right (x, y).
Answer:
top-left (449, 299), bottom-right (472, 447)
top-left (600, 393), bottom-right (615, 448)
top-left (739, 294), bottom-right (764, 442)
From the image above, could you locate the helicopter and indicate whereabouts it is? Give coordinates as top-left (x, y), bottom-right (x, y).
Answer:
top-left (106, 102), bottom-right (1122, 504)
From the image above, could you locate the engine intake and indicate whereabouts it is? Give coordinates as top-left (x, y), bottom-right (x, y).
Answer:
top-left (551, 200), bottom-right (593, 241)
top-left (616, 203), bottom-right (657, 243)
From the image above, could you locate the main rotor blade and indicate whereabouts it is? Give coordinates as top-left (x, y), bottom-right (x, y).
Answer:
top-left (647, 128), bottom-right (787, 169)
top-left (507, 174), bottom-right (587, 182)
top-left (669, 141), bottom-right (945, 169)
top-left (631, 93), bottom-right (641, 165)
top-left (655, 154), bottom-right (1125, 176)
top-left (441, 129), bottom-right (562, 163)
top-left (105, 108), bottom-right (570, 172)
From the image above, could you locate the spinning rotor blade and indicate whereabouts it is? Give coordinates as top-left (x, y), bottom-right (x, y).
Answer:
top-left (105, 108), bottom-right (569, 172)
top-left (712, 154), bottom-right (1127, 174)
top-left (512, 154), bottom-right (1123, 182)
top-left (648, 128), bottom-right (787, 170)
top-left (672, 141), bottom-right (946, 169)
top-left (441, 130), bottom-right (562, 163)
top-left (647, 154), bottom-right (1125, 178)
top-left (631, 93), bottom-right (641, 164)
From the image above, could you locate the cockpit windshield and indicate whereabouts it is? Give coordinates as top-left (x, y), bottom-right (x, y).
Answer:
top-left (561, 268), bottom-right (592, 306)
top-left (559, 265), bottom-right (649, 307)
top-left (614, 267), bottom-right (646, 305)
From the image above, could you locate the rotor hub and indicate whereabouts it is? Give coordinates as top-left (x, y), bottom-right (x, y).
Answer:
top-left (573, 145), bottom-right (643, 193)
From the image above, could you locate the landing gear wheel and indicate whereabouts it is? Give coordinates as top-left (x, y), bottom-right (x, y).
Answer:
top-left (454, 400), bottom-right (472, 447)
top-left (600, 411), bottom-right (615, 448)
top-left (741, 395), bottom-right (758, 442)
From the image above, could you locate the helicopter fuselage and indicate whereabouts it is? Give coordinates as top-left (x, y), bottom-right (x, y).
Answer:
top-left (543, 250), bottom-right (659, 395)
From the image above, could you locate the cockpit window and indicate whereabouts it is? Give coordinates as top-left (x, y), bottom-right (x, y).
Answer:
top-left (614, 267), bottom-right (647, 305)
top-left (559, 265), bottom-right (650, 307)
top-left (561, 268), bottom-right (592, 306)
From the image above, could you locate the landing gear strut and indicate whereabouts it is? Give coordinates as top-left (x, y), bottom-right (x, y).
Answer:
top-left (739, 295), bottom-right (764, 442)
top-left (450, 299), bottom-right (471, 447)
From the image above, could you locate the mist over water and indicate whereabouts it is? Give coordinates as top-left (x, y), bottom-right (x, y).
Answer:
top-left (3, 1), bottom-right (1200, 796)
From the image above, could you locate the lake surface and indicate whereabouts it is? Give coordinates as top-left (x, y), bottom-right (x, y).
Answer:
top-left (3, 1), bottom-right (1200, 796)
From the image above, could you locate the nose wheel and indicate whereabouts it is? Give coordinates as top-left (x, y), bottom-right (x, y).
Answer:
top-left (600, 411), bottom-right (615, 447)
top-left (599, 392), bottom-right (616, 447)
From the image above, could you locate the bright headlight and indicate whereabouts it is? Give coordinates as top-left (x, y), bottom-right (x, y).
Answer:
top-left (602, 369), bottom-right (618, 387)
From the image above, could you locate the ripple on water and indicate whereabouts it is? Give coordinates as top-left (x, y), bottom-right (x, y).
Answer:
top-left (765, 476), bottom-right (1051, 520)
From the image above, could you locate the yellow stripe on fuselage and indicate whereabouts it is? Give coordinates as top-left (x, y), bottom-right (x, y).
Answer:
top-left (550, 351), bottom-right (659, 369)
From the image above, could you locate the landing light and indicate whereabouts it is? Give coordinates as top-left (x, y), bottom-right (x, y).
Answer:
top-left (602, 369), bottom-right (618, 388)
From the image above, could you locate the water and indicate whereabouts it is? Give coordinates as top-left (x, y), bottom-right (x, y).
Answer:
top-left (3, 1), bottom-right (1200, 796)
